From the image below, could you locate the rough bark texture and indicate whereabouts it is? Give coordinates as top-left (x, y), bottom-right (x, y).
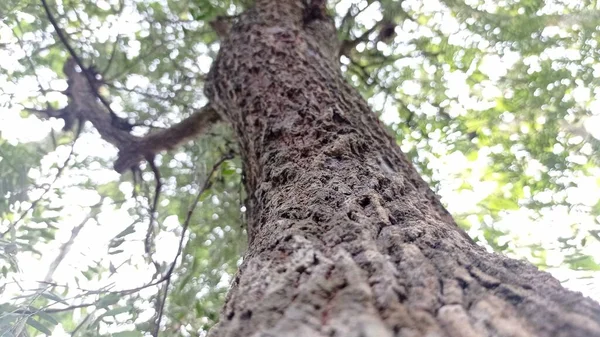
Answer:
top-left (204, 1), bottom-right (600, 336)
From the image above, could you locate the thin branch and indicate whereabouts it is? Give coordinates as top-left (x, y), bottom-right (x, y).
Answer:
top-left (43, 302), bottom-right (96, 314)
top-left (145, 158), bottom-right (163, 277)
top-left (100, 36), bottom-right (121, 76)
top-left (12, 301), bottom-right (95, 316)
top-left (43, 215), bottom-right (93, 282)
top-left (338, 0), bottom-right (375, 31)
top-left (104, 82), bottom-right (173, 102)
top-left (153, 276), bottom-right (170, 337)
top-left (103, 44), bottom-right (162, 82)
top-left (70, 312), bottom-right (92, 336)
top-left (152, 153), bottom-right (233, 336)
top-left (14, 21), bottom-right (50, 97)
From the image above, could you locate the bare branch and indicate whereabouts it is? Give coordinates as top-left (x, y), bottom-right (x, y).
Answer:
top-left (153, 276), bottom-right (171, 337)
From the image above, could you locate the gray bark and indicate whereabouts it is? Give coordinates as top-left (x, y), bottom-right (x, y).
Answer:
top-left (204, 1), bottom-right (600, 336)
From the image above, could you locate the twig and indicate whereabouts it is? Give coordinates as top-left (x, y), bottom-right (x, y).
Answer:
top-left (14, 21), bottom-right (49, 97)
top-left (43, 215), bottom-right (93, 282)
top-left (42, 302), bottom-right (96, 314)
top-left (338, 0), bottom-right (375, 31)
top-left (20, 153), bottom-right (232, 334)
top-left (153, 276), bottom-right (171, 337)
top-left (145, 158), bottom-right (163, 276)
top-left (70, 312), bottom-right (92, 336)
top-left (104, 82), bottom-right (173, 102)
top-left (103, 44), bottom-right (162, 82)
top-left (100, 36), bottom-right (121, 76)
top-left (152, 152), bottom-right (233, 336)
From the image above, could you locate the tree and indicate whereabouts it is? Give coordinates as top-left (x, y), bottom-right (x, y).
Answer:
top-left (1, 0), bottom-right (600, 336)
top-left (202, 1), bottom-right (600, 336)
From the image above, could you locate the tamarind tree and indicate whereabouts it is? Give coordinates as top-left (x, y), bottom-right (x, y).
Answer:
top-left (1, 0), bottom-right (600, 336)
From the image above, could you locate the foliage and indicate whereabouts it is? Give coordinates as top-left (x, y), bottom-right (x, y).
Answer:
top-left (0, 0), bottom-right (599, 335)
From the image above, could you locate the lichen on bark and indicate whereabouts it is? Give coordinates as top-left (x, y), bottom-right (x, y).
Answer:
top-left (204, 1), bottom-right (600, 336)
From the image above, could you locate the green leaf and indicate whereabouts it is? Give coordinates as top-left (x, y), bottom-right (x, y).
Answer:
top-left (41, 292), bottom-right (68, 305)
top-left (0, 312), bottom-right (18, 326)
top-left (466, 151), bottom-right (478, 161)
top-left (104, 306), bottom-right (131, 317)
top-left (114, 224), bottom-right (136, 240)
top-left (97, 293), bottom-right (121, 308)
top-left (35, 311), bottom-right (59, 326)
top-left (26, 317), bottom-right (52, 335)
top-left (109, 238), bottom-right (125, 249)
top-left (567, 256), bottom-right (600, 271)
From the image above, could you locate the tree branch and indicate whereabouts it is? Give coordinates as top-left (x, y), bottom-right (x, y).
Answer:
top-left (113, 104), bottom-right (221, 173)
top-left (40, 0), bottom-right (122, 126)
top-left (40, 58), bottom-right (222, 173)
top-left (37, 0), bottom-right (225, 174)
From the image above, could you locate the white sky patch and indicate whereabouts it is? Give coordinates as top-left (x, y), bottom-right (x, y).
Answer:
top-left (479, 52), bottom-right (520, 81)
top-left (0, 108), bottom-right (52, 143)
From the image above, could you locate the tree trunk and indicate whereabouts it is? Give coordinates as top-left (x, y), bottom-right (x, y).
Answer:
top-left (204, 1), bottom-right (600, 336)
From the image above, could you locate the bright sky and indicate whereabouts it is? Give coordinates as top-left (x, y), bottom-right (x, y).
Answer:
top-left (1, 0), bottom-right (600, 335)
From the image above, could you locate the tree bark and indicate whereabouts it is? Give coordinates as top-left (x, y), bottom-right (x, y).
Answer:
top-left (204, 1), bottom-right (600, 336)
